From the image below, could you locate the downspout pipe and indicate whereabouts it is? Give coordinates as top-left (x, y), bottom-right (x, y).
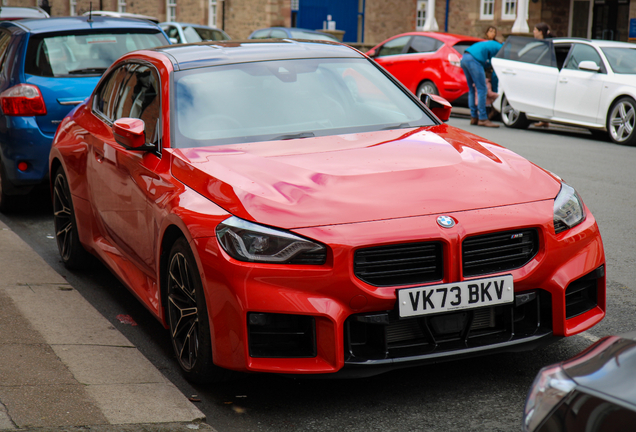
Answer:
top-left (445, 0), bottom-right (449, 32)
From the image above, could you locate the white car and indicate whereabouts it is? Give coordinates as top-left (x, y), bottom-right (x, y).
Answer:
top-left (160, 22), bottom-right (230, 44)
top-left (492, 36), bottom-right (636, 146)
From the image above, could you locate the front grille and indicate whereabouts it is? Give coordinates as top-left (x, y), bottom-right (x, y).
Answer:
top-left (354, 242), bottom-right (443, 287)
top-left (463, 229), bottom-right (539, 277)
top-left (345, 290), bottom-right (552, 363)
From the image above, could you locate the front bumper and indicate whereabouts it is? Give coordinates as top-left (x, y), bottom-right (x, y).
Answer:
top-left (193, 199), bottom-right (605, 375)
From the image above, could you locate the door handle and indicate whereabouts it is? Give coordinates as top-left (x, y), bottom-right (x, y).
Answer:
top-left (501, 69), bottom-right (516, 75)
top-left (559, 78), bottom-right (568, 83)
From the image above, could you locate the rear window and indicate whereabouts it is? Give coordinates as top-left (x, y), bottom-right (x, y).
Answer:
top-left (25, 30), bottom-right (167, 77)
top-left (452, 41), bottom-right (476, 55)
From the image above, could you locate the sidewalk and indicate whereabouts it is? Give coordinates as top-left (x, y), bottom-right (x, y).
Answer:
top-left (0, 219), bottom-right (216, 431)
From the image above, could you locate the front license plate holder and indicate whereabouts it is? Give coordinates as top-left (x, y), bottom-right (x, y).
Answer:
top-left (397, 275), bottom-right (514, 318)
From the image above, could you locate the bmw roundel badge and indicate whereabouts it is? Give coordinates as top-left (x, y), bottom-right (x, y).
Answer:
top-left (437, 215), bottom-right (455, 228)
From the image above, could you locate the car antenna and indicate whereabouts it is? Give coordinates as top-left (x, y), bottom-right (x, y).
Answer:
top-left (87, 2), bottom-right (93, 22)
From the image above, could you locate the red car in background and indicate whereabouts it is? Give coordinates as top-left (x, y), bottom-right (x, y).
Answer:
top-left (367, 32), bottom-right (483, 105)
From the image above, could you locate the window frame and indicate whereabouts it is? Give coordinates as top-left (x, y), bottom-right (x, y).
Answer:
top-left (480, 0), bottom-right (494, 20)
top-left (502, 0), bottom-right (517, 21)
top-left (416, 0), bottom-right (427, 30)
top-left (166, 0), bottom-right (177, 22)
top-left (208, 0), bottom-right (217, 28)
top-left (92, 61), bottom-right (163, 152)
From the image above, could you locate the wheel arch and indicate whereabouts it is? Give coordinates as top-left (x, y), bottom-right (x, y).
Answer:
top-left (603, 93), bottom-right (636, 128)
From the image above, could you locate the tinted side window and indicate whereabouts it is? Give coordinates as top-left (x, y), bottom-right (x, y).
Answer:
top-left (496, 36), bottom-right (555, 67)
top-left (114, 65), bottom-right (160, 144)
top-left (377, 36), bottom-right (411, 57)
top-left (408, 36), bottom-right (442, 53)
top-left (565, 43), bottom-right (604, 72)
top-left (94, 65), bottom-right (131, 121)
top-left (0, 31), bottom-right (12, 74)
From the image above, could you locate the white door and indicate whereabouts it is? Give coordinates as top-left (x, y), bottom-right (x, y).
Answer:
top-left (492, 36), bottom-right (559, 117)
top-left (554, 43), bottom-right (605, 125)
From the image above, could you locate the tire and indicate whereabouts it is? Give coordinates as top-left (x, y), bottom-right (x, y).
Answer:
top-left (52, 167), bottom-right (92, 269)
top-left (607, 97), bottom-right (636, 146)
top-left (0, 159), bottom-right (14, 213)
top-left (416, 80), bottom-right (439, 100)
top-left (166, 237), bottom-right (232, 383)
top-left (500, 94), bottom-right (530, 129)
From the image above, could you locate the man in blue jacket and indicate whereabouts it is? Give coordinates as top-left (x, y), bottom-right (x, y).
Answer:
top-left (461, 39), bottom-right (503, 127)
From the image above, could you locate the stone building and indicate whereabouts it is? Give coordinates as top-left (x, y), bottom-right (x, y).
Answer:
top-left (15, 0), bottom-right (636, 45)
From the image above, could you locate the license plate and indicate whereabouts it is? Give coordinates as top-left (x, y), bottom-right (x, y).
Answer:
top-left (397, 275), bottom-right (514, 318)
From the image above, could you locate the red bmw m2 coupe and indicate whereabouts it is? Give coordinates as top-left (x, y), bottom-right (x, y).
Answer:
top-left (49, 40), bottom-right (605, 383)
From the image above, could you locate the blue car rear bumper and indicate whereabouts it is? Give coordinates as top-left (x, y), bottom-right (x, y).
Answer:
top-left (0, 115), bottom-right (54, 189)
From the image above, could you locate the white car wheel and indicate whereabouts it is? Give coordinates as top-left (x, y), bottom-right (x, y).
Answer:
top-left (501, 95), bottom-right (530, 129)
top-left (608, 97), bottom-right (636, 146)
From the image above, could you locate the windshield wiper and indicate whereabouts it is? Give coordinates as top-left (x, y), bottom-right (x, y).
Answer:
top-left (68, 67), bottom-right (108, 75)
top-left (381, 122), bottom-right (415, 130)
top-left (272, 131), bottom-right (315, 140)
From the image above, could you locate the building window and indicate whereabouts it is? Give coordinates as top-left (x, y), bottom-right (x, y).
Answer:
top-left (208, 0), bottom-right (217, 27)
top-left (480, 0), bottom-right (494, 20)
top-left (291, 0), bottom-right (299, 10)
top-left (167, 0), bottom-right (177, 22)
top-left (416, 0), bottom-right (427, 30)
top-left (69, 0), bottom-right (77, 16)
top-left (502, 0), bottom-right (517, 20)
top-left (118, 0), bottom-right (126, 13)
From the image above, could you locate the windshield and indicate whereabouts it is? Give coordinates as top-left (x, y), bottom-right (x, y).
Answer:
top-left (172, 57), bottom-right (435, 148)
top-left (25, 31), bottom-right (168, 77)
top-left (601, 47), bottom-right (636, 74)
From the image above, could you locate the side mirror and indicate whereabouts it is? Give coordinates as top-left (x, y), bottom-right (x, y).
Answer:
top-left (578, 60), bottom-right (600, 72)
top-left (113, 118), bottom-right (148, 149)
top-left (420, 93), bottom-right (452, 122)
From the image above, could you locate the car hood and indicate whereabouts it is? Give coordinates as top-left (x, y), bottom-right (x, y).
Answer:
top-left (562, 332), bottom-right (636, 407)
top-left (170, 124), bottom-right (560, 229)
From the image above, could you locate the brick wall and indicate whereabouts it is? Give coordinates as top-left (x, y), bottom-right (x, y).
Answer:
top-left (364, 0), bottom-right (416, 46)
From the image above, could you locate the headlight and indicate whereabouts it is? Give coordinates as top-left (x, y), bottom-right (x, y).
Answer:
top-left (216, 216), bottom-right (326, 264)
top-left (523, 365), bottom-right (576, 432)
top-left (553, 183), bottom-right (585, 234)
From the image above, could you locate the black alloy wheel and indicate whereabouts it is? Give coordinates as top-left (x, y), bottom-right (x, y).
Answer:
top-left (166, 237), bottom-right (230, 383)
top-left (52, 167), bottom-right (91, 269)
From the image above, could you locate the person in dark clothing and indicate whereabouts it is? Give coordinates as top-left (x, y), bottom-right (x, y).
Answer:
top-left (461, 39), bottom-right (502, 127)
top-left (533, 22), bottom-right (554, 40)
top-left (533, 22), bottom-right (553, 127)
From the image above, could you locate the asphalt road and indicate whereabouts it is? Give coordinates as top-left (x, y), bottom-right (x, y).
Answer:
top-left (2, 116), bottom-right (635, 432)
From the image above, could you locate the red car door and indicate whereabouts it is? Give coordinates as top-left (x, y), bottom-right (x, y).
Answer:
top-left (86, 63), bottom-right (162, 277)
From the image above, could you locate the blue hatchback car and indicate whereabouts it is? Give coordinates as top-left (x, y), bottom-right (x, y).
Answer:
top-left (0, 16), bottom-right (169, 210)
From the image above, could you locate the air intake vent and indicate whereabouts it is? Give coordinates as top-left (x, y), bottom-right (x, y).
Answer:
top-left (463, 229), bottom-right (538, 277)
top-left (354, 242), bottom-right (443, 287)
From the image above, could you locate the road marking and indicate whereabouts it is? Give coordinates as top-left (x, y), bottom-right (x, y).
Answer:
top-left (578, 331), bottom-right (600, 343)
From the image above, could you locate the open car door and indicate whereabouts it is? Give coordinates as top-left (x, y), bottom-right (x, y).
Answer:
top-left (492, 36), bottom-right (558, 118)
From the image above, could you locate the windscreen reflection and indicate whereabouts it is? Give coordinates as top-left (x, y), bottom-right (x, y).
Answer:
top-left (173, 58), bottom-right (434, 148)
